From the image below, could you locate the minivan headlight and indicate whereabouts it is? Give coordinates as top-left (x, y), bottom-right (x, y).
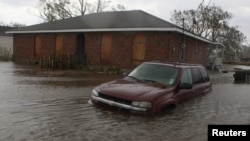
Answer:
top-left (92, 89), bottom-right (99, 97)
top-left (132, 101), bottom-right (152, 109)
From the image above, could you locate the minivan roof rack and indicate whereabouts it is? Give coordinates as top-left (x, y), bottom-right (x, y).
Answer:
top-left (148, 60), bottom-right (202, 67)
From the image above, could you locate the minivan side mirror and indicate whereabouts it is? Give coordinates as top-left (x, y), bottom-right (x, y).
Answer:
top-left (123, 70), bottom-right (131, 77)
top-left (179, 83), bottom-right (193, 89)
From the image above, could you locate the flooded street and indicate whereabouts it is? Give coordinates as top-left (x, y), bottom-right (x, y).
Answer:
top-left (0, 62), bottom-right (250, 141)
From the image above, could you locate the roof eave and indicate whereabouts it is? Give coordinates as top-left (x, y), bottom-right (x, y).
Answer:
top-left (6, 27), bottom-right (178, 34)
top-left (6, 27), bottom-right (222, 46)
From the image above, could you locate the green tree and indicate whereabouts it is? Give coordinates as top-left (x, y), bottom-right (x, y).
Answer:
top-left (0, 21), bottom-right (26, 27)
top-left (9, 22), bottom-right (26, 28)
top-left (220, 26), bottom-right (246, 60)
top-left (38, 0), bottom-right (73, 22)
top-left (170, 2), bottom-right (247, 60)
top-left (37, 0), bottom-right (126, 22)
top-left (170, 3), bottom-right (232, 41)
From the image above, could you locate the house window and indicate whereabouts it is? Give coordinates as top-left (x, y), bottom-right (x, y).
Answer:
top-left (55, 34), bottom-right (63, 57)
top-left (101, 33), bottom-right (112, 63)
top-left (132, 33), bottom-right (146, 65)
top-left (35, 35), bottom-right (41, 58)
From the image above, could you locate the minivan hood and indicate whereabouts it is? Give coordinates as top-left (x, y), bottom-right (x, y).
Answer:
top-left (95, 78), bottom-right (173, 101)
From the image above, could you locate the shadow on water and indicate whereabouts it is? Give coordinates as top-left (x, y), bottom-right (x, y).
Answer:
top-left (1, 62), bottom-right (250, 141)
top-left (10, 62), bottom-right (121, 88)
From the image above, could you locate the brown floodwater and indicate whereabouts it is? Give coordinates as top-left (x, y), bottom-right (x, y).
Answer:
top-left (0, 62), bottom-right (250, 141)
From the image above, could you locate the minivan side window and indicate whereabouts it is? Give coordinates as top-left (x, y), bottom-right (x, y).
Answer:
top-left (192, 68), bottom-right (203, 84)
top-left (181, 69), bottom-right (193, 85)
top-left (199, 67), bottom-right (210, 82)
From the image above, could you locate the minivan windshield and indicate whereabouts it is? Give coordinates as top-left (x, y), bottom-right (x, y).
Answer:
top-left (128, 63), bottom-right (179, 86)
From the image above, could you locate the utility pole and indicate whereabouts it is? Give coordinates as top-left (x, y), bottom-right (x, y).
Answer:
top-left (180, 18), bottom-right (186, 62)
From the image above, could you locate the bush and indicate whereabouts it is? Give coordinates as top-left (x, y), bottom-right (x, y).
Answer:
top-left (0, 47), bottom-right (12, 61)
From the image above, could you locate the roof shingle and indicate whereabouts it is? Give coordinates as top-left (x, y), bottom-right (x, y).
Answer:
top-left (9, 10), bottom-right (179, 32)
top-left (6, 10), bottom-right (224, 47)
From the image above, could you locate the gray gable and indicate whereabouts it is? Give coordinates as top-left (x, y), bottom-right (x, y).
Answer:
top-left (8, 10), bottom-right (179, 33)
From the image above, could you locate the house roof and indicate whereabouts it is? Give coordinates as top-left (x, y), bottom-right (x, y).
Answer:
top-left (0, 26), bottom-right (13, 36)
top-left (8, 10), bottom-right (179, 32)
top-left (6, 10), bottom-right (224, 47)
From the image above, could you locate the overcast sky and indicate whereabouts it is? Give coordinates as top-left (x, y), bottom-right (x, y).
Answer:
top-left (1, 0), bottom-right (250, 44)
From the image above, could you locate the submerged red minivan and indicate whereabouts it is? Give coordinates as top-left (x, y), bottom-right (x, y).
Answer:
top-left (89, 61), bottom-right (212, 115)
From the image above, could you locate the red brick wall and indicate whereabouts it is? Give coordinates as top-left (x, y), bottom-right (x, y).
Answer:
top-left (110, 32), bottom-right (133, 68)
top-left (185, 36), bottom-right (207, 66)
top-left (144, 32), bottom-right (208, 67)
top-left (85, 32), bottom-right (134, 68)
top-left (85, 32), bottom-right (175, 68)
top-left (145, 32), bottom-right (181, 62)
top-left (40, 34), bottom-right (55, 60)
top-left (13, 34), bottom-right (35, 62)
top-left (13, 33), bottom-right (78, 62)
top-left (85, 32), bottom-right (102, 65)
top-left (63, 33), bottom-right (77, 55)
top-left (39, 33), bottom-right (77, 60)
top-left (13, 31), bottom-right (209, 68)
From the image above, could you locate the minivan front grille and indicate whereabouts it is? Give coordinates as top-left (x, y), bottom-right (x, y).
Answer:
top-left (98, 93), bottom-right (132, 105)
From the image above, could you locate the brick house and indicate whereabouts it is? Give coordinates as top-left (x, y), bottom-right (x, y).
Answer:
top-left (7, 10), bottom-right (223, 69)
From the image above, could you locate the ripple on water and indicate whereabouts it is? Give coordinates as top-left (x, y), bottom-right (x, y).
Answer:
top-left (1, 62), bottom-right (250, 141)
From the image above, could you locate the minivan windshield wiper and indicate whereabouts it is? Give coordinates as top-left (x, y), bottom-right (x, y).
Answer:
top-left (127, 76), bottom-right (167, 88)
top-left (142, 79), bottom-right (167, 88)
top-left (127, 75), bottom-right (142, 82)
top-left (142, 79), bottom-right (158, 83)
top-left (142, 79), bottom-right (165, 85)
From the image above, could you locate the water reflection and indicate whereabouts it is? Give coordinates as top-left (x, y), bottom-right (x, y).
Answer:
top-left (0, 62), bottom-right (250, 141)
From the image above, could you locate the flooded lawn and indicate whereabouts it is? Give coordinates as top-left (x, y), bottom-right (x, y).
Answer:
top-left (0, 62), bottom-right (250, 141)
